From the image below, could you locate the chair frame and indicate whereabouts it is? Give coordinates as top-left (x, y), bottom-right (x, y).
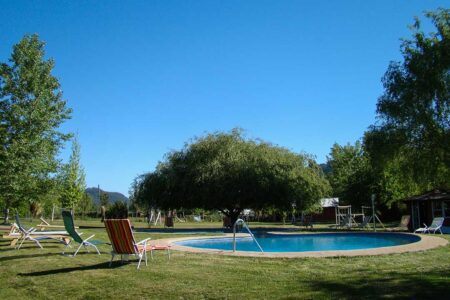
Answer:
top-left (62, 210), bottom-right (102, 256)
top-left (105, 219), bottom-right (170, 269)
top-left (105, 219), bottom-right (152, 269)
top-left (14, 214), bottom-right (69, 249)
top-left (414, 217), bottom-right (444, 234)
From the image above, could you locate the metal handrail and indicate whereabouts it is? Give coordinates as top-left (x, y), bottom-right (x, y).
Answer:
top-left (232, 218), bottom-right (264, 252)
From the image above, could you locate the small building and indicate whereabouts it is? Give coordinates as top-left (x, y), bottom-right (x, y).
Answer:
top-left (313, 198), bottom-right (339, 222)
top-left (404, 189), bottom-right (450, 233)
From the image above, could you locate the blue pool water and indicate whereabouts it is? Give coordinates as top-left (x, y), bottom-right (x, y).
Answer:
top-left (175, 233), bottom-right (420, 252)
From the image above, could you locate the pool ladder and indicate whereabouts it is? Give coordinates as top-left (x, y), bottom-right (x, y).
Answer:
top-left (232, 218), bottom-right (264, 253)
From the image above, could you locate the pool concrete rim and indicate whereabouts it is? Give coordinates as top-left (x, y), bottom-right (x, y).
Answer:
top-left (155, 232), bottom-right (448, 258)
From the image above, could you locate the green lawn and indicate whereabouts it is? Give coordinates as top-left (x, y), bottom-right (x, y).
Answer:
top-left (1, 219), bottom-right (449, 299)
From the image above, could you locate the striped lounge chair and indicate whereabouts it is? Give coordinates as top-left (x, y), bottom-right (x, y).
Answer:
top-left (104, 219), bottom-right (152, 269)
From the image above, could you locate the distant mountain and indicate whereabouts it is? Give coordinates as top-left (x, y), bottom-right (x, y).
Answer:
top-left (85, 187), bottom-right (129, 205)
top-left (320, 162), bottom-right (332, 175)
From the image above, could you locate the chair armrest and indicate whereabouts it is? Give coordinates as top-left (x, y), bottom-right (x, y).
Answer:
top-left (136, 238), bottom-right (152, 245)
top-left (83, 234), bottom-right (95, 242)
top-left (39, 217), bottom-right (50, 226)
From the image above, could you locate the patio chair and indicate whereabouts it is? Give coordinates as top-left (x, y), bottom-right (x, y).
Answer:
top-left (14, 213), bottom-right (69, 249)
top-left (414, 217), bottom-right (444, 234)
top-left (302, 215), bottom-right (314, 230)
top-left (387, 215), bottom-right (410, 232)
top-left (104, 219), bottom-right (152, 269)
top-left (358, 216), bottom-right (372, 229)
top-left (37, 216), bottom-right (79, 231)
top-left (2, 223), bottom-right (23, 246)
top-left (62, 210), bottom-right (107, 256)
top-left (104, 219), bottom-right (171, 269)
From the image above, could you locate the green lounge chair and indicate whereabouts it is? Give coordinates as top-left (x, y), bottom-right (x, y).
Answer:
top-left (62, 210), bottom-right (107, 256)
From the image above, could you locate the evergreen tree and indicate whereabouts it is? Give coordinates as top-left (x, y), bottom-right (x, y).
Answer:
top-left (77, 192), bottom-right (94, 219)
top-left (100, 191), bottom-right (109, 207)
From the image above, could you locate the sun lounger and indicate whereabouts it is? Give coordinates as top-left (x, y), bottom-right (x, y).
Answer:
top-left (2, 223), bottom-right (22, 246)
top-left (387, 215), bottom-right (411, 232)
top-left (62, 210), bottom-right (107, 256)
top-left (14, 214), bottom-right (70, 249)
top-left (36, 217), bottom-right (79, 231)
top-left (414, 217), bottom-right (444, 234)
top-left (104, 219), bottom-right (170, 269)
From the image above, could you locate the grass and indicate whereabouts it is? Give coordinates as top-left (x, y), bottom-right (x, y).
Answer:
top-left (1, 219), bottom-right (449, 299)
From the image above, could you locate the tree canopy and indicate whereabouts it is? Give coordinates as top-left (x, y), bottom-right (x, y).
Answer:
top-left (0, 34), bottom-right (72, 216)
top-left (131, 129), bottom-right (330, 223)
top-left (365, 8), bottom-right (450, 204)
top-left (326, 141), bottom-right (374, 207)
top-left (59, 137), bottom-right (86, 210)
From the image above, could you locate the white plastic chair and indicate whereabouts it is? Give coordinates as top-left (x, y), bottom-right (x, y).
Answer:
top-left (414, 217), bottom-right (444, 234)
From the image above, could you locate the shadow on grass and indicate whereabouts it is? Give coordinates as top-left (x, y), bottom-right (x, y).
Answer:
top-left (0, 244), bottom-right (61, 252)
top-left (307, 269), bottom-right (450, 299)
top-left (0, 248), bottom-right (105, 261)
top-left (19, 261), bottom-right (135, 276)
top-left (0, 252), bottom-right (60, 262)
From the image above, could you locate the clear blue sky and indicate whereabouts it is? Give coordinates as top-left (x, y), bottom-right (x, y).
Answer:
top-left (1, 1), bottom-right (447, 195)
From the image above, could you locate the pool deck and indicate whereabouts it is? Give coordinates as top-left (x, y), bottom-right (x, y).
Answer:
top-left (155, 232), bottom-right (448, 258)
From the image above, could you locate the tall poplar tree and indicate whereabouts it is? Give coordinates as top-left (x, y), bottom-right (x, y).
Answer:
top-left (0, 34), bottom-right (72, 222)
top-left (59, 137), bottom-right (86, 210)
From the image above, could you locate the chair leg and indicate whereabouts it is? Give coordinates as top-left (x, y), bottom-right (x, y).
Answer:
top-left (74, 243), bottom-right (84, 256)
top-left (32, 238), bottom-right (43, 249)
top-left (91, 244), bottom-right (101, 255)
top-left (167, 248), bottom-right (170, 260)
top-left (137, 253), bottom-right (143, 269)
top-left (145, 250), bottom-right (148, 266)
top-left (17, 237), bottom-right (27, 250)
top-left (109, 253), bottom-right (115, 267)
top-left (62, 243), bottom-right (70, 255)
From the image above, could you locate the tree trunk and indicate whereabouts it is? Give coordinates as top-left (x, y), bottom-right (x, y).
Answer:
top-left (2, 208), bottom-right (10, 225)
top-left (229, 211), bottom-right (241, 226)
top-left (220, 209), bottom-right (242, 228)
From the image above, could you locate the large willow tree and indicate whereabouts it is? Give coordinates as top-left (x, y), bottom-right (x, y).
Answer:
top-left (0, 35), bottom-right (72, 222)
top-left (365, 9), bottom-right (450, 205)
top-left (131, 129), bottom-right (330, 224)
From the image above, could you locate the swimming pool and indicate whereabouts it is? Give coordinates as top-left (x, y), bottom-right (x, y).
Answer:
top-left (174, 232), bottom-right (421, 252)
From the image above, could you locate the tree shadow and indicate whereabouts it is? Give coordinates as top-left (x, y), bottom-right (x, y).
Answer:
top-left (19, 261), bottom-right (139, 276)
top-left (0, 252), bottom-right (60, 262)
top-left (0, 244), bottom-right (61, 252)
top-left (307, 269), bottom-right (450, 299)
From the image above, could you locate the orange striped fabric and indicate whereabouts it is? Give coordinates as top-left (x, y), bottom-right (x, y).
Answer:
top-left (104, 219), bottom-right (137, 254)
